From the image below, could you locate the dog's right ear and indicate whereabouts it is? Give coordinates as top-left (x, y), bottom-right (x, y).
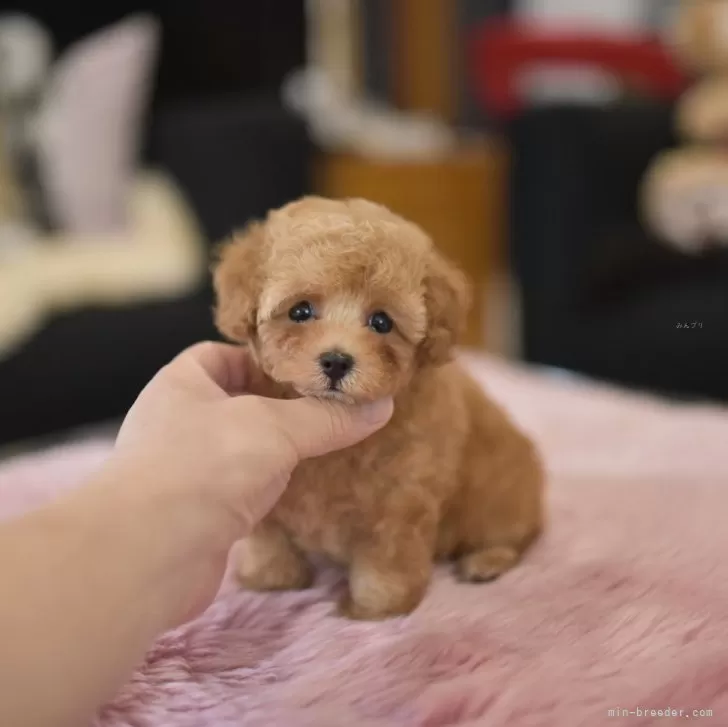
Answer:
top-left (417, 248), bottom-right (471, 367)
top-left (212, 222), bottom-right (265, 342)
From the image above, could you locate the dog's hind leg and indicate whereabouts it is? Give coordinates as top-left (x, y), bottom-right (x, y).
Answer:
top-left (450, 400), bottom-right (544, 584)
top-left (456, 544), bottom-right (522, 582)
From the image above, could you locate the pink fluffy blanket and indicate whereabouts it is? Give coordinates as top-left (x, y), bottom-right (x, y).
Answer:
top-left (1, 355), bottom-right (727, 727)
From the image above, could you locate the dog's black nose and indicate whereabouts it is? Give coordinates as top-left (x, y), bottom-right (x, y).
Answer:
top-left (319, 351), bottom-right (354, 383)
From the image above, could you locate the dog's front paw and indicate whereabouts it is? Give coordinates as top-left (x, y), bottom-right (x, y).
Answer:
top-left (239, 560), bottom-right (314, 592)
top-left (336, 592), bottom-right (413, 621)
top-left (236, 536), bottom-right (313, 592)
top-left (337, 564), bottom-right (427, 620)
top-left (336, 593), bottom-right (372, 620)
top-left (456, 545), bottom-right (519, 583)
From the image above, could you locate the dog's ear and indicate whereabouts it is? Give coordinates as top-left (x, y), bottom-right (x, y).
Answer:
top-left (212, 222), bottom-right (265, 342)
top-left (418, 249), bottom-right (471, 366)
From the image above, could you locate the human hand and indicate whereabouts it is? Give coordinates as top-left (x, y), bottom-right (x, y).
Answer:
top-left (105, 342), bottom-right (392, 625)
top-left (113, 342), bottom-right (393, 535)
top-left (0, 339), bottom-right (392, 727)
top-left (0, 343), bottom-right (392, 727)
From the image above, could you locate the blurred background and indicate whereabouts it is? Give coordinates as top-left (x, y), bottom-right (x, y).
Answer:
top-left (0, 0), bottom-right (727, 451)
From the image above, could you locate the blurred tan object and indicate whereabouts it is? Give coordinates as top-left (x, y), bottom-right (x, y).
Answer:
top-left (284, 68), bottom-right (454, 160)
top-left (642, 148), bottom-right (728, 253)
top-left (641, 0), bottom-right (728, 252)
top-left (393, 0), bottom-right (455, 121)
top-left (0, 124), bottom-right (25, 223)
top-left (284, 0), bottom-right (454, 160)
top-left (0, 171), bottom-right (204, 360)
top-left (316, 140), bottom-right (507, 347)
top-left (675, 74), bottom-right (728, 141)
top-left (671, 0), bottom-right (728, 72)
top-left (305, 0), bottom-right (361, 100)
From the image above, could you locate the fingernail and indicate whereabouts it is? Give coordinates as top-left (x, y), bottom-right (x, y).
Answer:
top-left (359, 398), bottom-right (393, 425)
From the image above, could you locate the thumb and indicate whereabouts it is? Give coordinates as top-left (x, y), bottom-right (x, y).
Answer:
top-left (268, 396), bottom-right (393, 460)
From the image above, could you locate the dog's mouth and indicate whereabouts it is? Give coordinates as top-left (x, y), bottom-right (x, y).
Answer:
top-left (319, 388), bottom-right (353, 402)
top-left (313, 386), bottom-right (360, 404)
top-left (289, 382), bottom-right (361, 405)
top-left (268, 371), bottom-right (374, 405)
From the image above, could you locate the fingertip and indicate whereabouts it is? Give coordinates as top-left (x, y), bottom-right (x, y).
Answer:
top-left (358, 397), bottom-right (394, 427)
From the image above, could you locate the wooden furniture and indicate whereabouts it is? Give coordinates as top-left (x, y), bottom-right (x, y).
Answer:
top-left (315, 139), bottom-right (507, 347)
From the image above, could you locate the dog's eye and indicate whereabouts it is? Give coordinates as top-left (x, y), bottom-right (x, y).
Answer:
top-left (368, 311), bottom-right (393, 334)
top-left (289, 301), bottom-right (315, 322)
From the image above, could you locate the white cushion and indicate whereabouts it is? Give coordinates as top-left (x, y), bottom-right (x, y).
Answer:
top-left (34, 14), bottom-right (159, 234)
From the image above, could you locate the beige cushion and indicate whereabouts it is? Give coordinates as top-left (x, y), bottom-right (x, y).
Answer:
top-left (0, 171), bottom-right (204, 361)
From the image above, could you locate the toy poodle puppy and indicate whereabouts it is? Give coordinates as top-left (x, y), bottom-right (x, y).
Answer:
top-left (213, 196), bottom-right (543, 620)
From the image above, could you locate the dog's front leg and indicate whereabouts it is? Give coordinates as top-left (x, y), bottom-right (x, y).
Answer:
top-left (235, 520), bottom-right (313, 591)
top-left (338, 493), bottom-right (438, 620)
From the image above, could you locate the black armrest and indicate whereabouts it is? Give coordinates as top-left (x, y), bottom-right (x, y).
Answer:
top-left (146, 95), bottom-right (311, 242)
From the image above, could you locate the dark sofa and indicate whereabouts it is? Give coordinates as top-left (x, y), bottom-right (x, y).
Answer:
top-left (509, 100), bottom-right (728, 402)
top-left (0, 1), bottom-right (311, 445)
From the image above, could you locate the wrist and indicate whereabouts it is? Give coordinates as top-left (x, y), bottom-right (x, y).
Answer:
top-left (79, 455), bottom-right (243, 629)
top-left (98, 453), bottom-right (243, 556)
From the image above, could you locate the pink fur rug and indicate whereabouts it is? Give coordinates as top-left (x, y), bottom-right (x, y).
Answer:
top-left (2, 355), bottom-right (728, 726)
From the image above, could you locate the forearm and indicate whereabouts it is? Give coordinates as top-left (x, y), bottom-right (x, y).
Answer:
top-left (0, 458), bottom-right (239, 727)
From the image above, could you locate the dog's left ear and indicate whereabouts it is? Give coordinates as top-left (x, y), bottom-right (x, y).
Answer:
top-left (418, 249), bottom-right (472, 366)
top-left (212, 222), bottom-right (266, 342)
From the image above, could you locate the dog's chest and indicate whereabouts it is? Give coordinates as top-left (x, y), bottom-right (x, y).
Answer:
top-left (271, 445), bottom-right (390, 561)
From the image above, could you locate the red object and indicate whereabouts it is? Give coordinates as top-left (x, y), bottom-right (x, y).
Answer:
top-left (469, 18), bottom-right (689, 119)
